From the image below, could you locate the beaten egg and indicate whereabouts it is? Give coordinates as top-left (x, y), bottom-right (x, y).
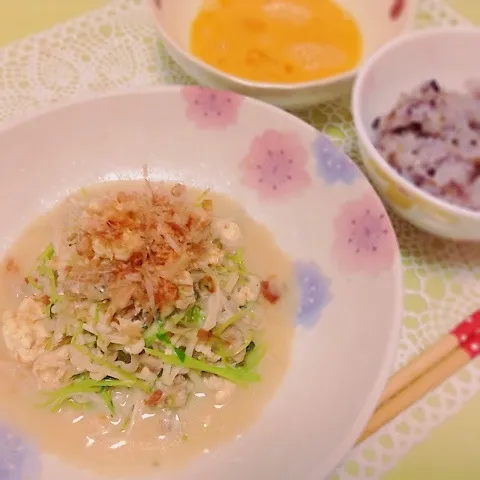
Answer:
top-left (190, 0), bottom-right (363, 84)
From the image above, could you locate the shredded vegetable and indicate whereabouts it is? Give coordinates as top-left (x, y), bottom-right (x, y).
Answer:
top-left (145, 348), bottom-right (261, 384)
top-left (43, 375), bottom-right (133, 412)
top-left (1, 181), bottom-right (279, 425)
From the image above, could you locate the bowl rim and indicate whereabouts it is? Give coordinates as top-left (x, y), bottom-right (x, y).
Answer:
top-left (352, 25), bottom-right (480, 221)
top-left (148, 0), bottom-right (417, 92)
top-left (0, 84), bottom-right (404, 480)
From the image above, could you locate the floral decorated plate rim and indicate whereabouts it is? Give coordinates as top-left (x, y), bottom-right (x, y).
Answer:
top-left (0, 85), bottom-right (403, 480)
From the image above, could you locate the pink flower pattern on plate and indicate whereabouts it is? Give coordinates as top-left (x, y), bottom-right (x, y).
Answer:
top-left (241, 129), bottom-right (311, 199)
top-left (390, 0), bottom-right (406, 20)
top-left (181, 86), bottom-right (243, 129)
top-left (333, 193), bottom-right (397, 274)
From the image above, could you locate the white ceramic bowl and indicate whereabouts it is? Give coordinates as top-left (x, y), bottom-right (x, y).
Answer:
top-left (150, 0), bottom-right (417, 110)
top-left (0, 86), bottom-right (402, 480)
top-left (352, 27), bottom-right (480, 242)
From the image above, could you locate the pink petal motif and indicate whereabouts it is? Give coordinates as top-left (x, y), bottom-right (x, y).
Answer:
top-left (241, 129), bottom-right (311, 200)
top-left (390, 0), bottom-right (406, 20)
top-left (181, 86), bottom-right (243, 129)
top-left (333, 193), bottom-right (397, 275)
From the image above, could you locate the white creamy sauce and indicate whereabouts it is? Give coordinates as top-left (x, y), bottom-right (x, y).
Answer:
top-left (0, 181), bottom-right (295, 476)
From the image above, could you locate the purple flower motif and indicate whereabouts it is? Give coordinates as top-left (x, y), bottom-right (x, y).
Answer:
top-left (295, 261), bottom-right (332, 327)
top-left (312, 134), bottom-right (359, 184)
top-left (0, 424), bottom-right (39, 480)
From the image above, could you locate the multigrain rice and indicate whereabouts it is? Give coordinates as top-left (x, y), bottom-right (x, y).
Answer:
top-left (372, 80), bottom-right (480, 211)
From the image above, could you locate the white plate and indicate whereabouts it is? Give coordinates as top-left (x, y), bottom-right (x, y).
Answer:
top-left (0, 87), bottom-right (402, 480)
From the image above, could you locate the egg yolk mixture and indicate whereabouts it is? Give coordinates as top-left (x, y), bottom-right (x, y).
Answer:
top-left (190, 0), bottom-right (363, 84)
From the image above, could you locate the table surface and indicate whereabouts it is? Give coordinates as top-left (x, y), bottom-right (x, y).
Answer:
top-left (1, 1), bottom-right (480, 479)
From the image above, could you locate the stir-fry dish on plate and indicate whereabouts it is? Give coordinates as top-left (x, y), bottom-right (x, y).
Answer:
top-left (0, 180), bottom-right (295, 473)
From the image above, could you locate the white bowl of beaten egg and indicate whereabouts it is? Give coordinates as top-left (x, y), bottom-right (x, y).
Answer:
top-left (0, 87), bottom-right (402, 479)
top-left (353, 27), bottom-right (480, 241)
top-left (150, 0), bottom-right (417, 110)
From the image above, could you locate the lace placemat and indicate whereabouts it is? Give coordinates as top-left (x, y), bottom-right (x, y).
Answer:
top-left (0, 1), bottom-right (478, 479)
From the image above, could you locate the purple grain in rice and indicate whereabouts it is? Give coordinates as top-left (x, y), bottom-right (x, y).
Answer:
top-left (372, 79), bottom-right (480, 212)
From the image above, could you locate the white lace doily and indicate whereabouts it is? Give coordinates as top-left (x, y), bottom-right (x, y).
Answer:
top-left (0, 1), bottom-right (478, 479)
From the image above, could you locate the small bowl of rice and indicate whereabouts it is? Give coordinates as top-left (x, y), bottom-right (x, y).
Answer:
top-left (352, 27), bottom-right (480, 241)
